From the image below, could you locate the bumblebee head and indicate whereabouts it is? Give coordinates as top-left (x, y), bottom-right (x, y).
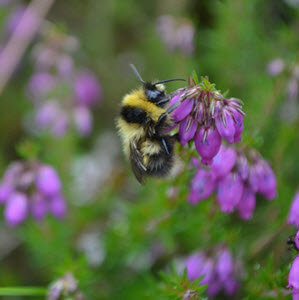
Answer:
top-left (130, 64), bottom-right (185, 104)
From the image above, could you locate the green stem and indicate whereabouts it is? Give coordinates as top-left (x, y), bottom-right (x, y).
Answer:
top-left (0, 287), bottom-right (47, 296)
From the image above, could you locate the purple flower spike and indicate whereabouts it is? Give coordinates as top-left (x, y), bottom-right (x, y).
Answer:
top-left (4, 193), bottom-right (28, 226)
top-left (288, 192), bottom-right (299, 227)
top-left (36, 165), bottom-right (61, 197)
top-left (288, 256), bottom-right (299, 294)
top-left (211, 145), bottom-right (236, 180)
top-left (194, 127), bottom-right (221, 165)
top-left (73, 106), bottom-right (93, 137)
top-left (237, 187), bottom-right (256, 220)
top-left (257, 161), bottom-right (277, 200)
top-left (75, 70), bottom-right (101, 107)
top-left (30, 193), bottom-right (47, 221)
top-left (215, 111), bottom-right (235, 144)
top-left (178, 117), bottom-right (197, 146)
top-left (216, 249), bottom-right (233, 282)
top-left (170, 95), bottom-right (193, 122)
top-left (188, 169), bottom-right (216, 204)
top-left (217, 173), bottom-right (243, 213)
top-left (49, 194), bottom-right (66, 219)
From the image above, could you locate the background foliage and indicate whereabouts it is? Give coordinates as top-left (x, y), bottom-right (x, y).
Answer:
top-left (0, 0), bottom-right (298, 299)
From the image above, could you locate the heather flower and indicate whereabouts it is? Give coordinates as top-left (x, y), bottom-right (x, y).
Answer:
top-left (288, 78), bottom-right (298, 101)
top-left (27, 72), bottom-right (56, 101)
top-left (188, 144), bottom-right (276, 219)
top-left (0, 161), bottom-right (66, 226)
top-left (4, 193), bottom-right (28, 226)
top-left (215, 248), bottom-right (233, 282)
top-left (169, 76), bottom-right (245, 165)
top-left (185, 247), bottom-right (240, 298)
top-left (35, 165), bottom-right (61, 196)
top-left (215, 110), bottom-right (236, 144)
top-left (186, 253), bottom-right (206, 281)
top-left (156, 15), bottom-right (194, 55)
top-left (256, 160), bottom-right (277, 200)
top-left (47, 273), bottom-right (84, 300)
top-left (217, 173), bottom-right (243, 213)
top-left (237, 187), bottom-right (256, 220)
top-left (75, 70), bottom-right (101, 107)
top-left (188, 168), bottom-right (216, 205)
top-left (35, 101), bottom-right (60, 129)
top-left (266, 58), bottom-right (285, 76)
top-left (73, 106), bottom-right (93, 137)
top-left (194, 127), bottom-right (222, 165)
top-left (288, 256), bottom-right (299, 294)
top-left (288, 192), bottom-right (299, 227)
top-left (211, 145), bottom-right (236, 180)
top-left (25, 25), bottom-right (101, 138)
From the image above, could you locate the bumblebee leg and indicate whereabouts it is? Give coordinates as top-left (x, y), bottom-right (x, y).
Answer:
top-left (156, 97), bottom-right (169, 106)
top-left (156, 113), bottom-right (167, 129)
top-left (161, 138), bottom-right (170, 155)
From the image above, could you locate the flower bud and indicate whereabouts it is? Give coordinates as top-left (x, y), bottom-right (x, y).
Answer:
top-left (36, 165), bottom-right (61, 197)
top-left (49, 194), bottom-right (66, 219)
top-left (194, 126), bottom-right (221, 165)
top-left (4, 193), bottom-right (28, 226)
top-left (188, 169), bottom-right (216, 204)
top-left (288, 192), bottom-right (299, 227)
top-left (217, 173), bottom-right (243, 213)
top-left (288, 256), bottom-right (299, 294)
top-left (215, 110), bottom-right (235, 144)
top-left (75, 70), bottom-right (101, 107)
top-left (211, 145), bottom-right (236, 180)
top-left (237, 187), bottom-right (256, 220)
top-left (178, 117), bottom-right (197, 146)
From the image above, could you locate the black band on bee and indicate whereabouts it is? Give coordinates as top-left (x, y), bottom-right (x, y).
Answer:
top-left (121, 106), bottom-right (148, 124)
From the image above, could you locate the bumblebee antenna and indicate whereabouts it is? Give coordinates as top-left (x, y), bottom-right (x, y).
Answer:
top-left (154, 78), bottom-right (186, 85)
top-left (130, 64), bottom-right (146, 84)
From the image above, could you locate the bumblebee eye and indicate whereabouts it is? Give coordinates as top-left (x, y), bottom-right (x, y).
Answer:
top-left (146, 89), bottom-right (162, 101)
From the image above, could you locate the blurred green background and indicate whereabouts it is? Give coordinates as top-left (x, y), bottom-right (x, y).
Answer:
top-left (0, 0), bottom-right (298, 299)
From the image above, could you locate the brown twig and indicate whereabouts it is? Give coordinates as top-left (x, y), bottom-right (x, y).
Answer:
top-left (0, 0), bottom-right (55, 95)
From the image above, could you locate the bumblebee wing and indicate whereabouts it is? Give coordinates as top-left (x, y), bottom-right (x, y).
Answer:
top-left (130, 141), bottom-right (147, 184)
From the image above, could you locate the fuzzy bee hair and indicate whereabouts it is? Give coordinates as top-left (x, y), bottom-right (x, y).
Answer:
top-left (116, 65), bottom-right (185, 184)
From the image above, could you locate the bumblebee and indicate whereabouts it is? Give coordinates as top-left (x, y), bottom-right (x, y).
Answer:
top-left (117, 65), bottom-right (185, 184)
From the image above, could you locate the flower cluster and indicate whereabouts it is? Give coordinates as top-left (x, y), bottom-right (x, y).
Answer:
top-left (156, 15), bottom-right (195, 55)
top-left (0, 160), bottom-right (66, 226)
top-left (188, 144), bottom-right (277, 218)
top-left (169, 76), bottom-right (245, 165)
top-left (185, 246), bottom-right (240, 298)
top-left (48, 273), bottom-right (86, 300)
top-left (289, 192), bottom-right (299, 227)
top-left (26, 23), bottom-right (102, 137)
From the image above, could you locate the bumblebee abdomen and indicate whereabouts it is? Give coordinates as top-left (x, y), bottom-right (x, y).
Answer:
top-left (142, 136), bottom-right (175, 177)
